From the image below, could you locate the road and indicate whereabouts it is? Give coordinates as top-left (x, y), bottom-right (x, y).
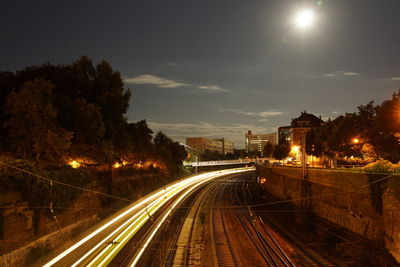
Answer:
top-left (43, 168), bottom-right (253, 267)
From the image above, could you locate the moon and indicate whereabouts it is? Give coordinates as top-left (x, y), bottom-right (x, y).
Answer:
top-left (294, 9), bottom-right (315, 29)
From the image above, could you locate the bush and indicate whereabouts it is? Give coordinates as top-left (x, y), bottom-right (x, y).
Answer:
top-left (363, 159), bottom-right (396, 173)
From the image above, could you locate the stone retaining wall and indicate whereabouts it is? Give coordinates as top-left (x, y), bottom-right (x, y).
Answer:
top-left (257, 166), bottom-right (400, 263)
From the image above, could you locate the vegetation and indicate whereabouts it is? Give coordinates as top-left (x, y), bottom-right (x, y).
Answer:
top-left (273, 137), bottom-right (290, 161)
top-left (0, 56), bottom-right (187, 175)
top-left (263, 142), bottom-right (274, 158)
top-left (306, 90), bottom-right (400, 163)
top-left (199, 149), bottom-right (236, 161)
top-left (363, 159), bottom-right (399, 173)
top-left (0, 157), bottom-right (91, 233)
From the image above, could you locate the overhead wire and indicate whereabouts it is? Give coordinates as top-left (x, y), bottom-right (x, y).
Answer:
top-left (0, 161), bottom-right (134, 204)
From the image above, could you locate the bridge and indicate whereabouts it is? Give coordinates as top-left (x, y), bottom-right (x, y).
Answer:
top-left (183, 159), bottom-right (256, 167)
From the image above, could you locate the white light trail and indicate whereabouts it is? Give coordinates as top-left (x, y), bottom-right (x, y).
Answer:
top-left (129, 168), bottom-right (252, 266)
top-left (45, 168), bottom-right (254, 267)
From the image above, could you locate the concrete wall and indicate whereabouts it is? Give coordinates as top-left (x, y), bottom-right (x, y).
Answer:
top-left (257, 166), bottom-right (400, 263)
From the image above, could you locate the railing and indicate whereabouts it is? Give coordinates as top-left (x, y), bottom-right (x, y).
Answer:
top-left (184, 159), bottom-right (256, 167)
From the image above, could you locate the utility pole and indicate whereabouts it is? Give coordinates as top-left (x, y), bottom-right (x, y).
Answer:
top-left (107, 144), bottom-right (114, 198)
top-left (300, 133), bottom-right (311, 212)
top-left (195, 155), bottom-right (198, 174)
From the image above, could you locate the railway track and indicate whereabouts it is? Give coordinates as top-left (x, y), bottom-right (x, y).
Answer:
top-left (109, 172), bottom-right (350, 266)
top-left (231, 182), bottom-right (295, 267)
top-left (210, 181), bottom-right (239, 267)
top-left (244, 180), bottom-right (340, 267)
top-left (109, 191), bottom-right (182, 266)
top-left (169, 182), bottom-right (217, 266)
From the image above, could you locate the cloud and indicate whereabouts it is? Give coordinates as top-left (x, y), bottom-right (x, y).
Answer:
top-left (343, 72), bottom-right (360, 76)
top-left (147, 121), bottom-right (275, 148)
top-left (318, 71), bottom-right (360, 78)
top-left (258, 111), bottom-right (283, 117)
top-left (125, 74), bottom-right (227, 92)
top-left (197, 84), bottom-right (227, 92)
top-left (166, 62), bottom-right (178, 67)
top-left (391, 77), bottom-right (400, 81)
top-left (148, 121), bottom-right (267, 134)
top-left (125, 74), bottom-right (188, 88)
top-left (332, 111), bottom-right (341, 114)
top-left (220, 108), bottom-right (282, 118)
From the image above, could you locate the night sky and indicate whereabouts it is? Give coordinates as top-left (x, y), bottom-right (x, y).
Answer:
top-left (2, 0), bottom-right (400, 148)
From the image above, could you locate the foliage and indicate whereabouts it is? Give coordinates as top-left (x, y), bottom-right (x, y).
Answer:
top-left (4, 78), bottom-right (72, 162)
top-left (153, 131), bottom-right (187, 175)
top-left (363, 159), bottom-right (397, 173)
top-left (69, 98), bottom-right (106, 158)
top-left (0, 56), bottom-right (186, 175)
top-left (263, 142), bottom-right (274, 158)
top-left (273, 138), bottom-right (290, 160)
top-left (306, 90), bottom-right (400, 163)
top-left (0, 157), bottom-right (90, 213)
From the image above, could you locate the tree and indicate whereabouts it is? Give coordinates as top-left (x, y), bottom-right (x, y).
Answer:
top-left (263, 142), bottom-right (274, 158)
top-left (201, 149), bottom-right (224, 161)
top-left (69, 98), bottom-right (106, 159)
top-left (124, 120), bottom-right (154, 160)
top-left (154, 131), bottom-right (187, 174)
top-left (373, 90), bottom-right (400, 162)
top-left (273, 138), bottom-right (290, 161)
top-left (4, 78), bottom-right (72, 162)
top-left (0, 71), bottom-right (16, 149)
top-left (9, 56), bottom-right (132, 157)
top-left (92, 60), bottom-right (131, 144)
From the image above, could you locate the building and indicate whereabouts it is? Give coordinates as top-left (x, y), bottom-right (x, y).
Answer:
top-left (245, 131), bottom-right (276, 155)
top-left (214, 138), bottom-right (234, 154)
top-left (290, 111), bottom-right (324, 146)
top-left (278, 126), bottom-right (292, 143)
top-left (186, 137), bottom-right (234, 154)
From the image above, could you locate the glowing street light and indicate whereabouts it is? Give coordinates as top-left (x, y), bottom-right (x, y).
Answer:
top-left (291, 145), bottom-right (300, 155)
top-left (68, 160), bottom-right (80, 168)
top-left (294, 8), bottom-right (315, 30)
top-left (113, 162), bottom-right (121, 168)
top-left (352, 138), bottom-right (360, 144)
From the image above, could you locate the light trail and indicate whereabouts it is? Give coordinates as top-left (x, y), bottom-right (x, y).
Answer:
top-left (89, 168), bottom-right (253, 266)
top-left (73, 173), bottom-right (214, 266)
top-left (45, 167), bottom-right (254, 267)
top-left (129, 168), bottom-right (253, 267)
top-left (87, 176), bottom-right (206, 266)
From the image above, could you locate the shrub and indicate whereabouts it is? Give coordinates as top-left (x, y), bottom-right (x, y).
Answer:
top-left (363, 159), bottom-right (396, 173)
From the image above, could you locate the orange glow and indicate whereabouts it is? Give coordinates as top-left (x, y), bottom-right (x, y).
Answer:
top-left (291, 145), bottom-right (300, 155)
top-left (113, 162), bottom-right (121, 168)
top-left (65, 157), bottom-right (96, 168)
top-left (352, 138), bottom-right (360, 144)
top-left (69, 160), bottom-right (80, 168)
